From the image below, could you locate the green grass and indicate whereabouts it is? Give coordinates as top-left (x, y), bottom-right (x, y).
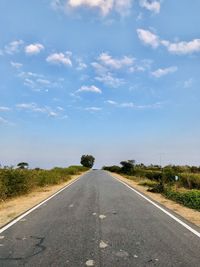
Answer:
top-left (0, 165), bottom-right (88, 200)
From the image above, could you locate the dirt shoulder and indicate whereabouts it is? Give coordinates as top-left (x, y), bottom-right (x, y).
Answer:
top-left (111, 172), bottom-right (200, 227)
top-left (0, 173), bottom-right (85, 228)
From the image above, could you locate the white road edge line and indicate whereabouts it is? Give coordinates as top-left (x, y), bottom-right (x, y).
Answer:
top-left (0, 175), bottom-right (83, 234)
top-left (112, 175), bottom-right (200, 238)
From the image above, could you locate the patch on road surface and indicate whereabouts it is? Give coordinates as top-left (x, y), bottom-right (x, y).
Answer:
top-left (85, 259), bottom-right (95, 266)
top-left (99, 241), bottom-right (108, 249)
top-left (115, 250), bottom-right (129, 258)
top-left (99, 215), bottom-right (106, 219)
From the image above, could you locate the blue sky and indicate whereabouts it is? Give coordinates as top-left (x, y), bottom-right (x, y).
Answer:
top-left (0, 0), bottom-right (200, 168)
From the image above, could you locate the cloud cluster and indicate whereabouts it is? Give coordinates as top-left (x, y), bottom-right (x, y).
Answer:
top-left (18, 71), bottom-right (62, 91)
top-left (137, 28), bottom-right (200, 55)
top-left (98, 52), bottom-right (134, 69)
top-left (5, 40), bottom-right (24, 54)
top-left (73, 0), bottom-right (132, 16)
top-left (106, 100), bottom-right (162, 109)
top-left (92, 52), bottom-right (135, 88)
top-left (16, 103), bottom-right (64, 118)
top-left (52, 0), bottom-right (132, 16)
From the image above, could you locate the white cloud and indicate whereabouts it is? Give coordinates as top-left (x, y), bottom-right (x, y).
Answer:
top-left (106, 100), bottom-right (117, 105)
top-left (53, 0), bottom-right (132, 16)
top-left (77, 85), bottom-right (102, 93)
top-left (10, 61), bottom-right (23, 69)
top-left (95, 72), bottom-right (124, 88)
top-left (140, 0), bottom-right (160, 14)
top-left (137, 29), bottom-right (160, 48)
top-left (36, 79), bottom-right (51, 85)
top-left (106, 100), bottom-right (162, 109)
top-left (137, 28), bottom-right (200, 55)
top-left (16, 103), bottom-right (60, 117)
top-left (46, 52), bottom-right (72, 66)
top-left (98, 52), bottom-right (134, 69)
top-left (0, 106), bottom-right (11, 112)
top-left (85, 107), bottom-right (102, 111)
top-left (163, 39), bottom-right (200, 55)
top-left (18, 71), bottom-right (62, 91)
top-left (25, 43), bottom-right (44, 55)
top-left (5, 40), bottom-right (24, 54)
top-left (151, 66), bottom-right (178, 78)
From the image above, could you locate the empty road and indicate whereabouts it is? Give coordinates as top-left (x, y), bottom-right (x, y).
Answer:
top-left (0, 170), bottom-right (200, 266)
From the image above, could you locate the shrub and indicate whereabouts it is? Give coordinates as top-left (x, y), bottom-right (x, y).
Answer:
top-left (164, 188), bottom-right (200, 211)
top-left (179, 173), bottom-right (200, 189)
top-left (147, 183), bottom-right (164, 193)
top-left (102, 165), bottom-right (121, 173)
top-left (143, 170), bottom-right (162, 181)
top-left (120, 160), bottom-right (135, 175)
top-left (0, 165), bottom-right (87, 200)
top-left (0, 169), bottom-right (32, 198)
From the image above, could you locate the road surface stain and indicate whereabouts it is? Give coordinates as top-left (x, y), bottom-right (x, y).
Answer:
top-left (116, 250), bottom-right (129, 258)
top-left (85, 259), bottom-right (95, 266)
top-left (99, 215), bottom-right (106, 219)
top-left (99, 241), bottom-right (108, 249)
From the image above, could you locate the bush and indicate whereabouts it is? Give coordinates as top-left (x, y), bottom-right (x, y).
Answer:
top-left (0, 169), bottom-right (32, 198)
top-left (179, 173), bottom-right (200, 189)
top-left (143, 170), bottom-right (162, 181)
top-left (0, 165), bottom-right (88, 200)
top-left (164, 188), bottom-right (200, 211)
top-left (147, 183), bottom-right (164, 193)
top-left (102, 165), bottom-right (121, 173)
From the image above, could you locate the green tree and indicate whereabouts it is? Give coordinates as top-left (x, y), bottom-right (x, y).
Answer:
top-left (80, 155), bottom-right (95, 168)
top-left (120, 160), bottom-right (135, 175)
top-left (17, 162), bottom-right (29, 169)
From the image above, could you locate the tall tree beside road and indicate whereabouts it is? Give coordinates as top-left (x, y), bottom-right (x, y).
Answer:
top-left (81, 155), bottom-right (95, 168)
top-left (17, 162), bottom-right (29, 169)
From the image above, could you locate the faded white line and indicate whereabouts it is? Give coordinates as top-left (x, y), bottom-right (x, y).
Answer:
top-left (0, 175), bottom-right (84, 234)
top-left (112, 175), bottom-right (200, 238)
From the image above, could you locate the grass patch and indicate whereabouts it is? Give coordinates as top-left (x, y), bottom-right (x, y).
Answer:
top-left (0, 165), bottom-right (88, 201)
top-left (138, 179), bottom-right (158, 188)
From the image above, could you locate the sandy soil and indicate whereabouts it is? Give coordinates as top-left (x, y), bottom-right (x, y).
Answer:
top-left (0, 173), bottom-right (84, 228)
top-left (112, 173), bottom-right (200, 227)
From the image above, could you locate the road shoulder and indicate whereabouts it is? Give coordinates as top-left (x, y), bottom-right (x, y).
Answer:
top-left (111, 172), bottom-right (200, 228)
top-left (0, 173), bottom-right (85, 228)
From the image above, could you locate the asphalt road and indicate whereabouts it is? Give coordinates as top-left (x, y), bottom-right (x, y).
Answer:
top-left (0, 170), bottom-right (200, 267)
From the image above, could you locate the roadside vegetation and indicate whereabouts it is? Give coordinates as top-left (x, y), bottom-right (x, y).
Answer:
top-left (0, 164), bottom-right (88, 201)
top-left (103, 161), bottom-right (200, 211)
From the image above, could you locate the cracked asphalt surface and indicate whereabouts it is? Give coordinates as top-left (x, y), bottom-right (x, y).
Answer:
top-left (0, 170), bottom-right (200, 266)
